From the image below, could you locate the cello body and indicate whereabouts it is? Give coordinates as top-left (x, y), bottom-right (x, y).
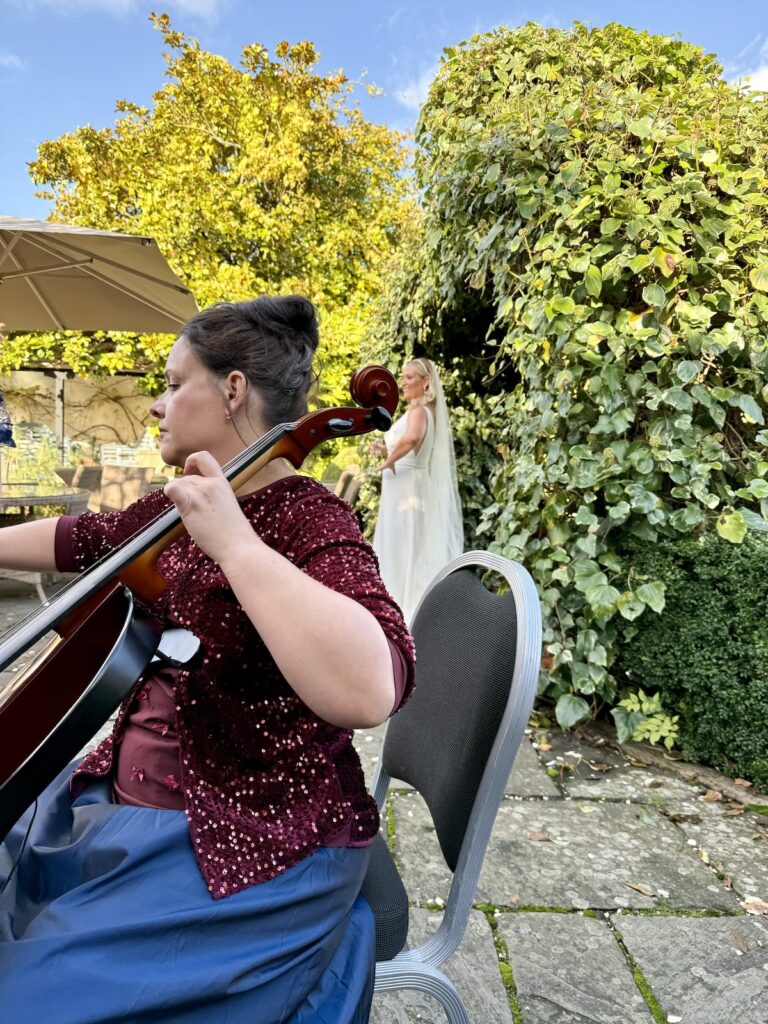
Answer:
top-left (0, 584), bottom-right (160, 840)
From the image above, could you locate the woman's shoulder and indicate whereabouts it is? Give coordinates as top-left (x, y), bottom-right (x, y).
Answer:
top-left (241, 474), bottom-right (356, 526)
top-left (242, 474), bottom-right (364, 559)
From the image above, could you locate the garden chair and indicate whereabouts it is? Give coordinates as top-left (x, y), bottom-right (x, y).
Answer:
top-left (54, 466), bottom-right (76, 487)
top-left (87, 466), bottom-right (163, 513)
top-left (361, 551), bottom-right (541, 1023)
top-left (71, 465), bottom-right (103, 493)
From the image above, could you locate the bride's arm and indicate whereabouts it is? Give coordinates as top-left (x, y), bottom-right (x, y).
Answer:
top-left (377, 407), bottom-right (427, 473)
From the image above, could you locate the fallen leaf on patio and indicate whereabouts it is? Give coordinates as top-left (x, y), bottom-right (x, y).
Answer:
top-left (525, 830), bottom-right (551, 842)
top-left (731, 929), bottom-right (749, 952)
top-left (550, 837), bottom-right (571, 847)
top-left (538, 742), bottom-right (553, 752)
top-left (579, 804), bottom-right (596, 813)
top-left (703, 789), bottom-right (723, 802)
top-left (637, 807), bottom-right (657, 826)
top-left (723, 875), bottom-right (734, 890)
top-left (626, 882), bottom-right (655, 897)
top-left (746, 804), bottom-right (768, 817)
top-left (740, 897), bottom-right (768, 915)
top-left (734, 779), bottom-right (753, 788)
top-left (752, 832), bottom-right (768, 843)
top-left (723, 805), bottom-right (744, 817)
top-left (590, 762), bottom-right (612, 773)
top-left (665, 811), bottom-right (702, 824)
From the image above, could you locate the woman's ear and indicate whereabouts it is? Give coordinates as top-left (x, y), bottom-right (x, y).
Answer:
top-left (226, 370), bottom-right (249, 413)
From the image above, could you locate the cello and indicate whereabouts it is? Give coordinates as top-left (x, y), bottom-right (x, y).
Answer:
top-left (0, 365), bottom-right (398, 841)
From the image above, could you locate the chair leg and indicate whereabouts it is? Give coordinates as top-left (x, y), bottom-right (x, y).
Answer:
top-left (374, 961), bottom-right (471, 1024)
top-left (34, 575), bottom-right (47, 604)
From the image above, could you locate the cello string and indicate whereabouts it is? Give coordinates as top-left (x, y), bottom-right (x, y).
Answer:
top-left (0, 418), bottom-right (294, 642)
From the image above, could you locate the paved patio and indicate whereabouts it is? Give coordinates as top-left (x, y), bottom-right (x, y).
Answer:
top-left (2, 575), bottom-right (767, 1023)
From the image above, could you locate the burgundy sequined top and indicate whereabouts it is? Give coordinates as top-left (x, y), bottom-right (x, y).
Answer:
top-left (59, 476), bottom-right (415, 899)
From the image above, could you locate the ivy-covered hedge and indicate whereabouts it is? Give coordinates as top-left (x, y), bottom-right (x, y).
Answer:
top-left (615, 535), bottom-right (768, 791)
top-left (364, 22), bottom-right (768, 741)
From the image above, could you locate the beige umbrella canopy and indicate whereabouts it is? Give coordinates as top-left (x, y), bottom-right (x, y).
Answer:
top-left (0, 216), bottom-right (197, 332)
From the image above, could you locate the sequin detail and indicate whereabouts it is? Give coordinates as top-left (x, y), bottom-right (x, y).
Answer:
top-left (69, 478), bottom-right (416, 899)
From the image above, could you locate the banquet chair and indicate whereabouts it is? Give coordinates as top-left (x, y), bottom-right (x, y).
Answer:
top-left (361, 551), bottom-right (541, 1023)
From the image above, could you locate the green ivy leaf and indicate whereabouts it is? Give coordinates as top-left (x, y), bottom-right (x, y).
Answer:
top-left (551, 295), bottom-right (576, 314)
top-left (716, 511), bottom-right (747, 544)
top-left (556, 693), bottom-right (591, 729)
top-left (600, 217), bottom-right (622, 236)
top-left (642, 283), bottom-right (667, 306)
top-left (675, 360), bottom-right (702, 384)
top-left (749, 265), bottom-right (768, 292)
top-left (617, 591), bottom-right (646, 620)
top-left (573, 560), bottom-right (606, 592)
top-left (729, 394), bottom-right (764, 425)
top-left (636, 581), bottom-right (666, 613)
top-left (611, 706), bottom-right (646, 743)
top-left (626, 116), bottom-right (653, 139)
top-left (586, 582), bottom-right (621, 617)
top-left (742, 509), bottom-right (768, 532)
top-left (584, 264), bottom-right (602, 298)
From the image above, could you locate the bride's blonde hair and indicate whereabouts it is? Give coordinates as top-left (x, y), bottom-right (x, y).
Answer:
top-left (406, 358), bottom-right (439, 408)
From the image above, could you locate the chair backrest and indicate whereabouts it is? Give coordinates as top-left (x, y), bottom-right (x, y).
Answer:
top-left (72, 465), bottom-right (103, 492)
top-left (341, 476), bottom-right (361, 508)
top-left (87, 466), bottom-right (160, 513)
top-left (380, 562), bottom-right (520, 869)
top-left (54, 467), bottom-right (76, 487)
top-left (333, 469), bottom-right (354, 498)
top-left (369, 551), bottom-right (541, 965)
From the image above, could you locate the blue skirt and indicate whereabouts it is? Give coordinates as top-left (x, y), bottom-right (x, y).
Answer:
top-left (0, 764), bottom-right (375, 1023)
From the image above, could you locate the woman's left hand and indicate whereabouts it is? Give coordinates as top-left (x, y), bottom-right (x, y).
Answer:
top-left (374, 459), bottom-right (396, 475)
top-left (164, 451), bottom-right (257, 565)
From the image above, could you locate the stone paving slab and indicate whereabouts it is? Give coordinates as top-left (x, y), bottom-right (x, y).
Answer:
top-left (353, 724), bottom-right (393, 790)
top-left (390, 790), bottom-right (742, 911)
top-left (506, 736), bottom-right (561, 798)
top-left (660, 798), bottom-right (768, 903)
top-left (481, 800), bottom-right (741, 912)
top-left (616, 914), bottom-right (768, 1024)
top-left (497, 912), bottom-right (653, 1024)
top-left (535, 730), bottom-right (701, 804)
top-left (371, 907), bottom-right (512, 1024)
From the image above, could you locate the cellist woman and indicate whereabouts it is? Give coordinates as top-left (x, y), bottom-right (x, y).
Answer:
top-left (0, 295), bottom-right (414, 1023)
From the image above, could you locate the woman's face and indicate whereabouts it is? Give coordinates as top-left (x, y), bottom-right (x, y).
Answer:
top-left (150, 336), bottom-right (251, 468)
top-left (401, 364), bottom-right (427, 403)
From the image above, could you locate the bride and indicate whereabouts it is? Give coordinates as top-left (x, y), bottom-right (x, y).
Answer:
top-left (372, 358), bottom-right (463, 624)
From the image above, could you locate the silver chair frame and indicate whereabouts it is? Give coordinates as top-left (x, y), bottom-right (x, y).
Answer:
top-left (369, 551), bottom-right (541, 1023)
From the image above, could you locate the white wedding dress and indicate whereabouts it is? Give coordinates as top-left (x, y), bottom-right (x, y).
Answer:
top-left (373, 406), bottom-right (463, 624)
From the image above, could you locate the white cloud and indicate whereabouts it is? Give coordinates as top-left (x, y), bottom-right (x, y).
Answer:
top-left (0, 52), bottom-right (24, 69)
top-left (393, 64), bottom-right (438, 112)
top-left (741, 65), bottom-right (768, 91)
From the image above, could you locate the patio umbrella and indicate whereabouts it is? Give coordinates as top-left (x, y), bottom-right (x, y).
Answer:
top-left (0, 216), bottom-right (197, 332)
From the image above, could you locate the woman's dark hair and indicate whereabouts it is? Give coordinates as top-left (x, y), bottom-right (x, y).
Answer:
top-left (181, 295), bottom-right (320, 427)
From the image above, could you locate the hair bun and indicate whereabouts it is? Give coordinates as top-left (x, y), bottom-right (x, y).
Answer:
top-left (272, 295), bottom-right (319, 351)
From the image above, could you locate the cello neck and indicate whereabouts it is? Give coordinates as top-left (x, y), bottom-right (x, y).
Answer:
top-left (0, 420), bottom-right (295, 673)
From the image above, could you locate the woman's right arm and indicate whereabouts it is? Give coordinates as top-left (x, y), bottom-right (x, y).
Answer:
top-left (0, 518), bottom-right (59, 571)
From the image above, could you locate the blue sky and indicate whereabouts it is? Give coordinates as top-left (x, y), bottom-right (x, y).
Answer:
top-left (1, 0), bottom-right (767, 219)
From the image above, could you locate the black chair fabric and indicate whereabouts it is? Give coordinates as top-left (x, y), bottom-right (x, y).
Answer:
top-left (360, 833), bottom-right (409, 962)
top-left (382, 568), bottom-right (518, 871)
